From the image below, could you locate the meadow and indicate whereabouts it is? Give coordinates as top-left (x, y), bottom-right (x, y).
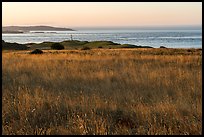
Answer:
top-left (2, 48), bottom-right (202, 135)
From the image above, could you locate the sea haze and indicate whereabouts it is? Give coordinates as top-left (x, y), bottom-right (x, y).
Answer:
top-left (2, 26), bottom-right (202, 48)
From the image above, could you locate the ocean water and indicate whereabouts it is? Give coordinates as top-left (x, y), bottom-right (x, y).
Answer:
top-left (2, 29), bottom-right (202, 48)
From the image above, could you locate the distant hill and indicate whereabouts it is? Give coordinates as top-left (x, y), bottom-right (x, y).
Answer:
top-left (2, 30), bottom-right (24, 34)
top-left (2, 26), bottom-right (75, 33)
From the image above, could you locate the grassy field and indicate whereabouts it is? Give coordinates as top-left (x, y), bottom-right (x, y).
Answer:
top-left (2, 48), bottom-right (202, 135)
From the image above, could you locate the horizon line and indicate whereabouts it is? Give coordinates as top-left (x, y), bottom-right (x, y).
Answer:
top-left (2, 24), bottom-right (202, 30)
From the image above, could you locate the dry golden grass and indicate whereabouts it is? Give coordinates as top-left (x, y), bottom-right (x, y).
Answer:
top-left (2, 48), bottom-right (202, 135)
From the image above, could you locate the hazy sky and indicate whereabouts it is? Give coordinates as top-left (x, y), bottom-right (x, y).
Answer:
top-left (2, 2), bottom-right (202, 28)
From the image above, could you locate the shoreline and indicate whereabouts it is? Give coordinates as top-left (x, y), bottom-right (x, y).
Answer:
top-left (2, 43), bottom-right (202, 57)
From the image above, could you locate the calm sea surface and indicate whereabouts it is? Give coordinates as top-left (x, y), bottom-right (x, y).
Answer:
top-left (2, 29), bottom-right (202, 48)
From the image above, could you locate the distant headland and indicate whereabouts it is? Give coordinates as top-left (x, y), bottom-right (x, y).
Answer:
top-left (2, 25), bottom-right (75, 33)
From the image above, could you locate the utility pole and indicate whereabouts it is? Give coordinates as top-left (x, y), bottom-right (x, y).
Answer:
top-left (71, 34), bottom-right (73, 41)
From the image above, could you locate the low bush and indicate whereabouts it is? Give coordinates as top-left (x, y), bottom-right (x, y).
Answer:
top-left (81, 46), bottom-right (91, 50)
top-left (160, 46), bottom-right (167, 48)
top-left (51, 43), bottom-right (65, 50)
top-left (30, 49), bottom-right (43, 54)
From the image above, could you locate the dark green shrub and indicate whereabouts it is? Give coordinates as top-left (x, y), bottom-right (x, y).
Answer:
top-left (2, 41), bottom-right (29, 50)
top-left (51, 43), bottom-right (64, 50)
top-left (160, 46), bottom-right (167, 48)
top-left (30, 49), bottom-right (43, 54)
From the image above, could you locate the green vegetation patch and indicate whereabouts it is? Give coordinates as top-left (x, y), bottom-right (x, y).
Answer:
top-left (3, 40), bottom-right (153, 51)
top-left (84, 41), bottom-right (121, 49)
top-left (27, 42), bottom-right (53, 50)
